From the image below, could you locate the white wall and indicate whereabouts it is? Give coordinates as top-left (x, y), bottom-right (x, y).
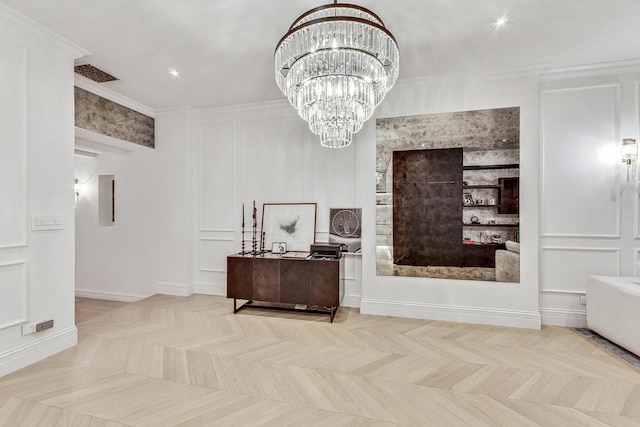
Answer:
top-left (0, 4), bottom-right (87, 376)
top-left (539, 66), bottom-right (640, 326)
top-left (173, 73), bottom-right (540, 329)
top-left (75, 109), bottom-right (193, 300)
top-left (188, 103), bottom-right (363, 304)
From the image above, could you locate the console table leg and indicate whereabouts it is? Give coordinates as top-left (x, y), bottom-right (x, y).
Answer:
top-left (233, 298), bottom-right (252, 314)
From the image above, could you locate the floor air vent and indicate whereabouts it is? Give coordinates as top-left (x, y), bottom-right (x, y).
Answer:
top-left (74, 64), bottom-right (118, 83)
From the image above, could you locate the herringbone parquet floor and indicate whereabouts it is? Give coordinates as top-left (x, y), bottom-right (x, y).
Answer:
top-left (1, 295), bottom-right (640, 426)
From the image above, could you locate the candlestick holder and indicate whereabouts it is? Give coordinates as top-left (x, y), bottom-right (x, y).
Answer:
top-left (239, 200), bottom-right (265, 256)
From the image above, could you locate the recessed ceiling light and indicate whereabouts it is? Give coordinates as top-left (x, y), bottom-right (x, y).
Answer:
top-left (494, 15), bottom-right (509, 29)
top-left (169, 68), bottom-right (181, 78)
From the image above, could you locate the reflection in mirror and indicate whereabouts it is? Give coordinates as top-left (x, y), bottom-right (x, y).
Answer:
top-left (98, 174), bottom-right (115, 226)
top-left (375, 107), bottom-right (520, 282)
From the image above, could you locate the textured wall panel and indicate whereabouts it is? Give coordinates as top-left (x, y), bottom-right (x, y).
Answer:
top-left (541, 85), bottom-right (620, 237)
top-left (199, 121), bottom-right (234, 231)
top-left (0, 260), bottom-right (27, 330)
top-left (75, 87), bottom-right (155, 148)
top-left (541, 247), bottom-right (619, 293)
top-left (0, 44), bottom-right (27, 248)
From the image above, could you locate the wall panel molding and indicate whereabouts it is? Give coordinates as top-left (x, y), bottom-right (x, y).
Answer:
top-left (198, 121), bottom-right (235, 232)
top-left (540, 246), bottom-right (620, 293)
top-left (541, 84), bottom-right (621, 238)
top-left (0, 43), bottom-right (27, 249)
top-left (0, 259), bottom-right (27, 330)
top-left (199, 237), bottom-right (234, 272)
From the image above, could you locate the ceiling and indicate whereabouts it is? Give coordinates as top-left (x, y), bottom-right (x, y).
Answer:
top-left (4, 0), bottom-right (640, 111)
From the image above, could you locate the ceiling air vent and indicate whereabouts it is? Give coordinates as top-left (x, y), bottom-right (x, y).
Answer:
top-left (74, 64), bottom-right (118, 83)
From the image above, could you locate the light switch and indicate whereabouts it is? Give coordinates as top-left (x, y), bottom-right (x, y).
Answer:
top-left (31, 215), bottom-right (64, 231)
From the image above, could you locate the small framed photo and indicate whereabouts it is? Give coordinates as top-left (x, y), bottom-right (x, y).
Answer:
top-left (463, 193), bottom-right (474, 206)
top-left (271, 242), bottom-right (287, 254)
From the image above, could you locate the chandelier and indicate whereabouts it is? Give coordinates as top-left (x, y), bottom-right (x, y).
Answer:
top-left (275, 2), bottom-right (399, 148)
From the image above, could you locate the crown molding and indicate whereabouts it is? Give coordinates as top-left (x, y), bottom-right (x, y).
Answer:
top-left (539, 58), bottom-right (640, 81)
top-left (74, 75), bottom-right (156, 118)
top-left (0, 2), bottom-right (89, 58)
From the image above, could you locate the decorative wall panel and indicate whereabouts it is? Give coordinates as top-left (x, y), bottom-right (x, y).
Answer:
top-left (0, 260), bottom-right (27, 330)
top-left (241, 117), bottom-right (306, 202)
top-left (199, 121), bottom-right (234, 231)
top-left (0, 44), bottom-right (27, 248)
top-left (74, 87), bottom-right (155, 148)
top-left (541, 247), bottom-right (619, 293)
top-left (541, 85), bottom-right (620, 238)
top-left (200, 238), bottom-right (234, 272)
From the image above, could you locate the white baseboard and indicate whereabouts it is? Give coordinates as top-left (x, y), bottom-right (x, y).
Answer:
top-left (75, 288), bottom-right (150, 302)
top-left (360, 298), bottom-right (542, 329)
top-left (157, 281), bottom-right (195, 297)
top-left (341, 292), bottom-right (362, 308)
top-left (194, 281), bottom-right (226, 296)
top-left (0, 326), bottom-right (77, 378)
top-left (540, 308), bottom-right (587, 328)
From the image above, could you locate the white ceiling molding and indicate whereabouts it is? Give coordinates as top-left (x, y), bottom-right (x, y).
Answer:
top-left (74, 75), bottom-right (155, 118)
top-left (539, 58), bottom-right (640, 82)
top-left (0, 2), bottom-right (89, 58)
top-left (74, 127), bottom-right (149, 156)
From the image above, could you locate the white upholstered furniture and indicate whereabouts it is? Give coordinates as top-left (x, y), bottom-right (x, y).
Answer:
top-left (585, 275), bottom-right (640, 357)
top-left (495, 240), bottom-right (520, 282)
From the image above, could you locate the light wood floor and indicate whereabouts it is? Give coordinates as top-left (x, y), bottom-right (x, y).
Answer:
top-left (1, 295), bottom-right (640, 426)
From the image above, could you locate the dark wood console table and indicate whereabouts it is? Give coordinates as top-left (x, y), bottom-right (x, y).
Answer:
top-left (227, 253), bottom-right (344, 322)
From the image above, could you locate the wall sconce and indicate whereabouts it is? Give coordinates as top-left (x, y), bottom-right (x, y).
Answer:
top-left (621, 138), bottom-right (638, 181)
top-left (74, 178), bottom-right (83, 205)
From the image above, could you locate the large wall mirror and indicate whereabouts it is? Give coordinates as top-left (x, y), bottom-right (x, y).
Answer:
top-left (375, 107), bottom-right (520, 282)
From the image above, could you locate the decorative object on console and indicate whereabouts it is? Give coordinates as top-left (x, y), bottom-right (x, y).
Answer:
top-left (310, 242), bottom-right (343, 258)
top-left (329, 208), bottom-right (362, 252)
top-left (274, 2), bottom-right (399, 148)
top-left (261, 203), bottom-right (317, 252)
top-left (272, 242), bottom-right (287, 254)
top-left (240, 201), bottom-right (265, 256)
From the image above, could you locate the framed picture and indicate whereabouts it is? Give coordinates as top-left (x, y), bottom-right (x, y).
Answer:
top-left (329, 208), bottom-right (362, 253)
top-left (271, 242), bottom-right (287, 254)
top-left (261, 203), bottom-right (316, 252)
